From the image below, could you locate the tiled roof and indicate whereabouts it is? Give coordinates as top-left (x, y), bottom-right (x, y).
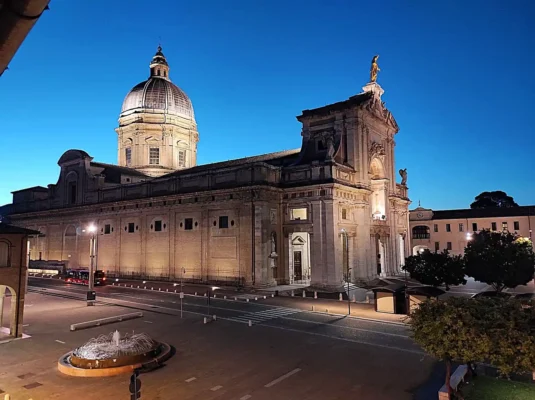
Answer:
top-left (161, 149), bottom-right (301, 178)
top-left (429, 206), bottom-right (535, 220)
top-left (0, 223), bottom-right (40, 235)
top-left (297, 92), bottom-right (372, 119)
top-left (91, 162), bottom-right (151, 178)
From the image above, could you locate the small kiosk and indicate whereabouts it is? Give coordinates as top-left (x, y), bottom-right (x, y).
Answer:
top-left (405, 286), bottom-right (445, 313)
top-left (372, 283), bottom-right (407, 314)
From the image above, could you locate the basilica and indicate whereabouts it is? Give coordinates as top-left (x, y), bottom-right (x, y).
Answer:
top-left (2, 48), bottom-right (410, 291)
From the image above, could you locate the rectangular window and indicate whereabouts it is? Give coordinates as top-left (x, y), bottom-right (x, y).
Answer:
top-left (104, 224), bottom-right (111, 234)
top-left (446, 224), bottom-right (451, 232)
top-left (178, 150), bottom-right (186, 167)
top-left (128, 222), bottom-right (135, 233)
top-left (125, 148), bottom-right (132, 167)
top-left (342, 209), bottom-right (347, 220)
top-left (184, 218), bottom-right (193, 230)
top-left (149, 147), bottom-right (159, 165)
top-left (434, 224), bottom-right (438, 232)
top-left (446, 242), bottom-right (452, 251)
top-left (218, 216), bottom-right (229, 229)
top-left (39, 251), bottom-right (42, 261)
top-left (290, 208), bottom-right (308, 221)
top-left (491, 222), bottom-right (497, 231)
top-left (434, 242), bottom-right (440, 252)
top-left (459, 223), bottom-right (464, 232)
top-left (154, 220), bottom-right (162, 232)
top-left (472, 222), bottom-right (478, 231)
top-left (502, 222), bottom-right (508, 231)
top-left (514, 221), bottom-right (520, 230)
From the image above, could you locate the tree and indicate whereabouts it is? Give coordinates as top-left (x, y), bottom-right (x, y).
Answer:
top-left (464, 230), bottom-right (535, 292)
top-left (403, 249), bottom-right (466, 290)
top-left (470, 191), bottom-right (518, 209)
top-left (408, 297), bottom-right (492, 397)
top-left (410, 297), bottom-right (535, 397)
top-left (483, 298), bottom-right (535, 376)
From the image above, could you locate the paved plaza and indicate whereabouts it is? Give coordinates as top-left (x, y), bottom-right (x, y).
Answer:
top-left (0, 281), bottom-right (437, 400)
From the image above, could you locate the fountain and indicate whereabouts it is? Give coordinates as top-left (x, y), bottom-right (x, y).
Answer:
top-left (58, 330), bottom-right (172, 377)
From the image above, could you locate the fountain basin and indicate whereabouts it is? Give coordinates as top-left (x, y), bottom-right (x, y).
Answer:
top-left (57, 331), bottom-right (172, 377)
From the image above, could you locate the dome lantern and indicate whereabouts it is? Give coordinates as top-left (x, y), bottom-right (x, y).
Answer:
top-left (149, 45), bottom-right (170, 79)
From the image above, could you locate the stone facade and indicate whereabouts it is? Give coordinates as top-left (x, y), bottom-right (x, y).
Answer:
top-left (410, 205), bottom-right (535, 256)
top-left (1, 49), bottom-right (410, 291)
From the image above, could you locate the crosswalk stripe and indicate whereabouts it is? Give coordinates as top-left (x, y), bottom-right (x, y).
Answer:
top-left (228, 307), bottom-right (301, 324)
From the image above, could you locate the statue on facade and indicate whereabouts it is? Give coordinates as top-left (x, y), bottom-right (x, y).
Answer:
top-left (325, 136), bottom-right (335, 161)
top-left (399, 168), bottom-right (408, 186)
top-left (370, 55), bottom-right (380, 83)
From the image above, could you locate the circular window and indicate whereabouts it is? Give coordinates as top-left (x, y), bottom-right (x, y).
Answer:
top-left (180, 222), bottom-right (183, 227)
top-left (194, 222), bottom-right (198, 227)
top-left (231, 220), bottom-right (235, 226)
top-left (150, 224), bottom-right (153, 230)
top-left (163, 224), bottom-right (167, 229)
top-left (213, 221), bottom-right (216, 226)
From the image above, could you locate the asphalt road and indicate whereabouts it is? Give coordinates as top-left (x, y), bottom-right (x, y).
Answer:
top-left (29, 277), bottom-right (420, 355)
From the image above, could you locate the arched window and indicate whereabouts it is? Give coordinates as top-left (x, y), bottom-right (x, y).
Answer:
top-left (0, 241), bottom-right (10, 267)
top-left (412, 226), bottom-right (430, 239)
top-left (64, 225), bottom-right (77, 237)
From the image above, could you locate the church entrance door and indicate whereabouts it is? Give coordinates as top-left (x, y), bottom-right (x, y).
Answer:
top-left (289, 233), bottom-right (311, 285)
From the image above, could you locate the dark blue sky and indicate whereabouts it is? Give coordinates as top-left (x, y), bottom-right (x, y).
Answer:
top-left (1, 0), bottom-right (534, 208)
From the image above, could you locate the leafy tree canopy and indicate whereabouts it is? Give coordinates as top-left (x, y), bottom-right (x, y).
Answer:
top-left (470, 191), bottom-right (519, 209)
top-left (403, 250), bottom-right (466, 290)
top-left (464, 230), bottom-right (535, 292)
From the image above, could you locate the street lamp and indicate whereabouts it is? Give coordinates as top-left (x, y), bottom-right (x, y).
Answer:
top-left (466, 232), bottom-right (473, 241)
top-left (207, 286), bottom-right (219, 318)
top-left (87, 224), bottom-right (97, 306)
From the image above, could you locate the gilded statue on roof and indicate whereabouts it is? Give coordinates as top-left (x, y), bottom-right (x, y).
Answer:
top-left (370, 55), bottom-right (380, 83)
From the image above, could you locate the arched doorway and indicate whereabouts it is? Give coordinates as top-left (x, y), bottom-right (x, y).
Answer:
top-left (0, 285), bottom-right (20, 338)
top-left (412, 245), bottom-right (429, 255)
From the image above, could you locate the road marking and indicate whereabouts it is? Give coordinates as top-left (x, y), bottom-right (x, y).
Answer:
top-left (240, 395), bottom-right (252, 400)
top-left (264, 368), bottom-right (301, 387)
top-left (185, 377), bottom-right (196, 383)
top-left (143, 320), bottom-right (153, 324)
top-left (55, 340), bottom-right (66, 344)
top-left (211, 385), bottom-right (223, 391)
top-left (23, 324), bottom-right (29, 327)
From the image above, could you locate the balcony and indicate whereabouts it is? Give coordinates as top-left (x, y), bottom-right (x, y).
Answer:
top-left (412, 233), bottom-right (430, 240)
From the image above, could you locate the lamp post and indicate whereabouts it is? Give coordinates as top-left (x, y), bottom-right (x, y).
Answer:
top-left (87, 224), bottom-right (97, 306)
top-left (207, 286), bottom-right (219, 318)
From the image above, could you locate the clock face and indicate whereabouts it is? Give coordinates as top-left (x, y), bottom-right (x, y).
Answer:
top-left (417, 212), bottom-right (424, 218)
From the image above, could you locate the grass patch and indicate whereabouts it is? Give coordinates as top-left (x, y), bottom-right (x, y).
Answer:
top-left (463, 375), bottom-right (535, 400)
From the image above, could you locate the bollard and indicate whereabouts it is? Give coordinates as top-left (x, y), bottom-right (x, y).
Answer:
top-left (224, 295), bottom-right (227, 299)
top-left (137, 285), bottom-right (140, 288)
top-left (365, 294), bottom-right (370, 303)
top-left (213, 294), bottom-right (216, 298)
top-left (194, 292), bottom-right (197, 296)
top-left (271, 294), bottom-right (274, 298)
top-left (144, 286), bottom-right (147, 289)
top-left (352, 294), bottom-right (356, 302)
top-left (246, 298), bottom-right (249, 302)
top-left (254, 297), bottom-right (258, 301)
top-left (204, 293), bottom-right (207, 297)
top-left (234, 297), bottom-right (237, 301)
top-left (159, 288), bottom-right (161, 291)
top-left (291, 290), bottom-right (295, 297)
top-left (151, 287), bottom-right (154, 290)
top-left (166, 288), bottom-right (168, 292)
top-left (302, 290), bottom-right (306, 298)
top-left (248, 320), bottom-right (252, 327)
top-left (174, 289), bottom-right (177, 293)
top-left (326, 309), bottom-right (329, 313)
top-left (204, 317), bottom-right (207, 324)
top-left (112, 282), bottom-right (115, 286)
top-left (264, 296), bottom-right (266, 299)
top-left (131, 285), bottom-right (133, 288)
top-left (213, 315), bottom-right (217, 321)
top-left (339, 293), bottom-right (343, 301)
top-left (314, 291), bottom-right (318, 299)
top-left (312, 305), bottom-right (315, 311)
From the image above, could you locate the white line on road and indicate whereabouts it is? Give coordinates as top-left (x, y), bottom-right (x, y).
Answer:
top-left (23, 324), bottom-right (29, 327)
top-left (240, 395), bottom-right (252, 400)
top-left (55, 340), bottom-right (66, 344)
top-left (185, 377), bottom-right (196, 383)
top-left (211, 385), bottom-right (223, 391)
top-left (143, 320), bottom-right (153, 324)
top-left (264, 368), bottom-right (301, 388)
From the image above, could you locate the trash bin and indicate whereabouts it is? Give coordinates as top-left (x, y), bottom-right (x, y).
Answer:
top-left (86, 290), bottom-right (96, 301)
top-left (372, 283), bottom-right (406, 314)
top-left (405, 286), bottom-right (445, 314)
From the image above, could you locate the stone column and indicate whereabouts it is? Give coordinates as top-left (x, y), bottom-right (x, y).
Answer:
top-left (310, 200), bottom-right (325, 285)
top-left (169, 208), bottom-right (176, 278)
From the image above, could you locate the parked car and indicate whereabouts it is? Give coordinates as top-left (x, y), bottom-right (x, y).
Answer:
top-left (471, 291), bottom-right (512, 299)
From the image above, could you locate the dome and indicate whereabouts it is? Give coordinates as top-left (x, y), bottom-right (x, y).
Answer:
top-left (120, 46), bottom-right (195, 121)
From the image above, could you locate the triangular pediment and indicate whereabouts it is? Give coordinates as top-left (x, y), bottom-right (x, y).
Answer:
top-left (292, 235), bottom-right (306, 245)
